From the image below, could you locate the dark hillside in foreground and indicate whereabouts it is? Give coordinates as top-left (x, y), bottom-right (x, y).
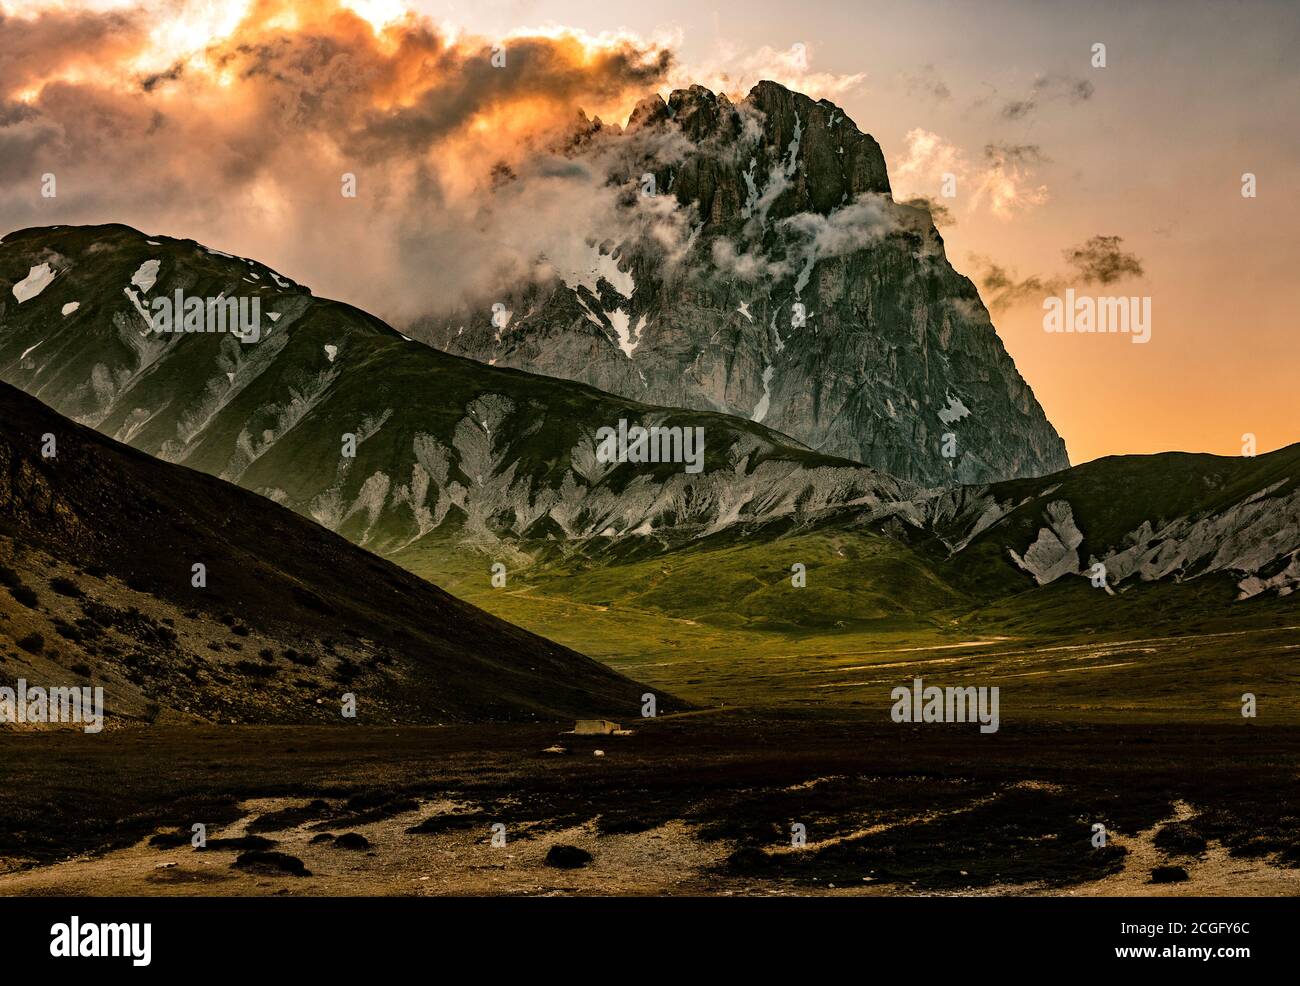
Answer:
top-left (0, 382), bottom-right (665, 725)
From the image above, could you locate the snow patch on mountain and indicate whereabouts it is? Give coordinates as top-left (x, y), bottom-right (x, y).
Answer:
top-left (492, 307), bottom-right (513, 342)
top-left (130, 259), bottom-right (160, 293)
top-left (12, 263), bottom-right (56, 303)
top-left (751, 365), bottom-right (775, 423)
top-left (563, 243), bottom-right (635, 299)
top-left (938, 394), bottom-right (971, 425)
top-left (785, 112), bottom-right (803, 177)
top-left (608, 312), bottom-right (647, 358)
top-left (741, 158), bottom-right (759, 217)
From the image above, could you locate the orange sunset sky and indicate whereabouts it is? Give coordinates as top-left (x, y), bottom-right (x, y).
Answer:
top-left (1, 0), bottom-right (1295, 465)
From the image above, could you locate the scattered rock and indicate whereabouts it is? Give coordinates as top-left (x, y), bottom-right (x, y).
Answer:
top-left (1150, 865), bottom-right (1189, 884)
top-left (541, 745), bottom-right (568, 755)
top-left (247, 799), bottom-right (332, 833)
top-left (727, 846), bottom-right (772, 870)
top-left (1153, 822), bottom-right (1208, 856)
top-left (406, 811), bottom-right (488, 835)
top-left (310, 833), bottom-right (336, 845)
top-left (232, 851), bottom-right (312, 877)
top-left (544, 845), bottom-right (592, 869)
top-left (326, 790), bottom-right (419, 826)
top-left (148, 829), bottom-right (190, 849)
top-left (334, 832), bottom-right (371, 850)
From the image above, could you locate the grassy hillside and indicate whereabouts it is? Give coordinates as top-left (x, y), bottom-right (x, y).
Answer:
top-left (418, 448), bottom-right (1300, 718)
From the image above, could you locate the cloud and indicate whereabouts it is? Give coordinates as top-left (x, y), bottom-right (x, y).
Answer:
top-left (985, 142), bottom-right (1046, 166)
top-left (0, 5), bottom-right (144, 93)
top-left (971, 234), bottom-right (1145, 312)
top-left (903, 196), bottom-right (955, 227)
top-left (890, 130), bottom-right (1048, 221)
top-left (0, 2), bottom-right (888, 321)
top-left (1001, 73), bottom-right (1094, 119)
top-left (892, 128), bottom-right (965, 188)
top-left (1063, 235), bottom-right (1144, 284)
top-left (777, 193), bottom-right (918, 293)
top-left (969, 254), bottom-right (1061, 312)
top-left (0, 0), bottom-right (684, 320)
top-left (971, 142), bottom-right (1049, 220)
top-left (677, 41), bottom-right (865, 102)
top-left (901, 65), bottom-right (950, 102)
top-left (710, 237), bottom-right (788, 281)
top-left (779, 194), bottom-right (901, 257)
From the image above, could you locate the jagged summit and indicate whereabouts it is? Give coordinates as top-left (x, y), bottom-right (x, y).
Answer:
top-left (419, 80), bottom-right (1069, 486)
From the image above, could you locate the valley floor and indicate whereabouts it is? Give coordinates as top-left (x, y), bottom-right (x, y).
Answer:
top-left (458, 580), bottom-right (1300, 722)
top-left (2, 716), bottom-right (1297, 896)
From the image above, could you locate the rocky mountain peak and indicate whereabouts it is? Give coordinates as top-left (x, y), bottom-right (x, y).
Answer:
top-left (625, 93), bottom-right (671, 132)
top-left (419, 81), bottom-right (1071, 487)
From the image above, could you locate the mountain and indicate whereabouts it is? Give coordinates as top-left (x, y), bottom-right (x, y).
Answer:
top-left (926, 445), bottom-right (1300, 604)
top-left (0, 223), bottom-right (917, 572)
top-left (451, 443), bottom-right (1300, 686)
top-left (2, 224), bottom-right (1292, 661)
top-left (0, 380), bottom-right (664, 725)
top-left (413, 81), bottom-right (1070, 486)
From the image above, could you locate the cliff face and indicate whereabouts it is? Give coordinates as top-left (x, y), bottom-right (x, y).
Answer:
top-left (418, 80), bottom-right (1070, 487)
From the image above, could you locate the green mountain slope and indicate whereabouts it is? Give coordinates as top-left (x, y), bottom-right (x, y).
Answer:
top-left (924, 446), bottom-right (1300, 602)
top-left (0, 224), bottom-right (918, 571)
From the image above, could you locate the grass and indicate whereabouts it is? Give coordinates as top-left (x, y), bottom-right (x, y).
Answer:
top-left (407, 523), bottom-right (1300, 723)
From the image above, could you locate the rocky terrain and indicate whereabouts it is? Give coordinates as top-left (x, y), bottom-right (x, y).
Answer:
top-left (926, 445), bottom-right (1300, 602)
top-left (3, 718), bottom-right (1299, 895)
top-left (415, 81), bottom-right (1070, 486)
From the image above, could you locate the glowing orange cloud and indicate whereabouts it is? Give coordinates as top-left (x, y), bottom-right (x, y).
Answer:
top-left (0, 0), bottom-right (678, 317)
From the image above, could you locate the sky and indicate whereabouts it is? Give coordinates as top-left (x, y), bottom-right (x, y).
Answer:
top-left (1, 0), bottom-right (1296, 465)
